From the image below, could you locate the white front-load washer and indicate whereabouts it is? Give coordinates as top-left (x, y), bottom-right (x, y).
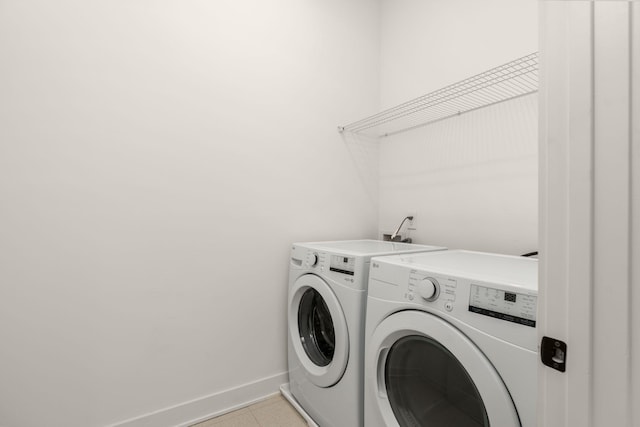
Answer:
top-left (286, 240), bottom-right (446, 427)
top-left (365, 250), bottom-right (538, 427)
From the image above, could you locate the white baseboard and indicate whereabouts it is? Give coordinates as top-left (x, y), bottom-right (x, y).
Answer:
top-left (279, 383), bottom-right (318, 427)
top-left (109, 372), bottom-right (289, 427)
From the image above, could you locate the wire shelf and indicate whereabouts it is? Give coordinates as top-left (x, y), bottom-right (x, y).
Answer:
top-left (338, 52), bottom-right (539, 138)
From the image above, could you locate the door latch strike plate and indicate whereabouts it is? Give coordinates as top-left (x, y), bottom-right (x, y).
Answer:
top-left (541, 336), bottom-right (567, 372)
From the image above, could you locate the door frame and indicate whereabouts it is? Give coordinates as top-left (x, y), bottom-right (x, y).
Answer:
top-left (538, 1), bottom-right (640, 425)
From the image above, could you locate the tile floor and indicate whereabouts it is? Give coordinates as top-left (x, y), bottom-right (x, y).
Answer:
top-left (191, 394), bottom-right (307, 427)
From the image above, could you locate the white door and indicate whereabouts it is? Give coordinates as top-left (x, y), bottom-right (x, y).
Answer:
top-left (368, 311), bottom-right (520, 427)
top-left (288, 274), bottom-right (349, 388)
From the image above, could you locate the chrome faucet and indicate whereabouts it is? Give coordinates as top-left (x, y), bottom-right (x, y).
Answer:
top-left (390, 216), bottom-right (414, 242)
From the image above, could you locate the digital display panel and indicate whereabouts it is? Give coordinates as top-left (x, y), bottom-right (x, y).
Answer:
top-left (468, 284), bottom-right (537, 327)
top-left (504, 292), bottom-right (517, 303)
top-left (329, 255), bottom-right (355, 276)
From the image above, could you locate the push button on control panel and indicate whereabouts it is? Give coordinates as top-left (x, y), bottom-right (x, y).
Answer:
top-left (442, 279), bottom-right (457, 302)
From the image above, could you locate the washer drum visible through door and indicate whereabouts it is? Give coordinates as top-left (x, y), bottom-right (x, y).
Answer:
top-left (368, 311), bottom-right (520, 427)
top-left (289, 274), bottom-right (349, 388)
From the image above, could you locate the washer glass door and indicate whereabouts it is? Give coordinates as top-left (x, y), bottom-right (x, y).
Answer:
top-left (289, 274), bottom-right (349, 388)
top-left (368, 311), bottom-right (520, 427)
top-left (298, 288), bottom-right (335, 367)
top-left (385, 335), bottom-right (488, 427)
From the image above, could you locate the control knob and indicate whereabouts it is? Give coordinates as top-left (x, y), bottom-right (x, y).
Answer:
top-left (417, 277), bottom-right (440, 301)
top-left (309, 253), bottom-right (318, 267)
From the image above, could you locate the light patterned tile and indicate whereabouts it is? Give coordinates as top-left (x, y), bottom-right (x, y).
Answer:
top-left (249, 398), bottom-right (307, 427)
top-left (247, 394), bottom-right (286, 410)
top-left (192, 408), bottom-right (260, 427)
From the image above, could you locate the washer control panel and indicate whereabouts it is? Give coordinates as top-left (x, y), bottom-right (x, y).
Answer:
top-left (368, 251), bottom-right (538, 351)
top-left (403, 271), bottom-right (537, 327)
top-left (469, 284), bottom-right (537, 327)
top-left (329, 255), bottom-right (355, 276)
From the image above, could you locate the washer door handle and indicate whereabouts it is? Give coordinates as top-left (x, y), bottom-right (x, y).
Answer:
top-left (376, 347), bottom-right (390, 398)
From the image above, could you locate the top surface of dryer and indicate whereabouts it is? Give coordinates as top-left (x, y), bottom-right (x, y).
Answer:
top-left (374, 249), bottom-right (537, 292)
top-left (295, 239), bottom-right (445, 257)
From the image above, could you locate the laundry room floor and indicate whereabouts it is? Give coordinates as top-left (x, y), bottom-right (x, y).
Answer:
top-left (191, 394), bottom-right (307, 427)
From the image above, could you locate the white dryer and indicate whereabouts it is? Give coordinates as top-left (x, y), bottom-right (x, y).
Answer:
top-left (287, 240), bottom-right (446, 427)
top-left (365, 250), bottom-right (538, 427)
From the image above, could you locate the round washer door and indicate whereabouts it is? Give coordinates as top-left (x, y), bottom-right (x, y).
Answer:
top-left (289, 274), bottom-right (349, 388)
top-left (368, 311), bottom-right (520, 427)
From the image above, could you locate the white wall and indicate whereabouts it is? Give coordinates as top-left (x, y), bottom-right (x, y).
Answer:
top-left (0, 1), bottom-right (380, 426)
top-left (377, 0), bottom-right (539, 255)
